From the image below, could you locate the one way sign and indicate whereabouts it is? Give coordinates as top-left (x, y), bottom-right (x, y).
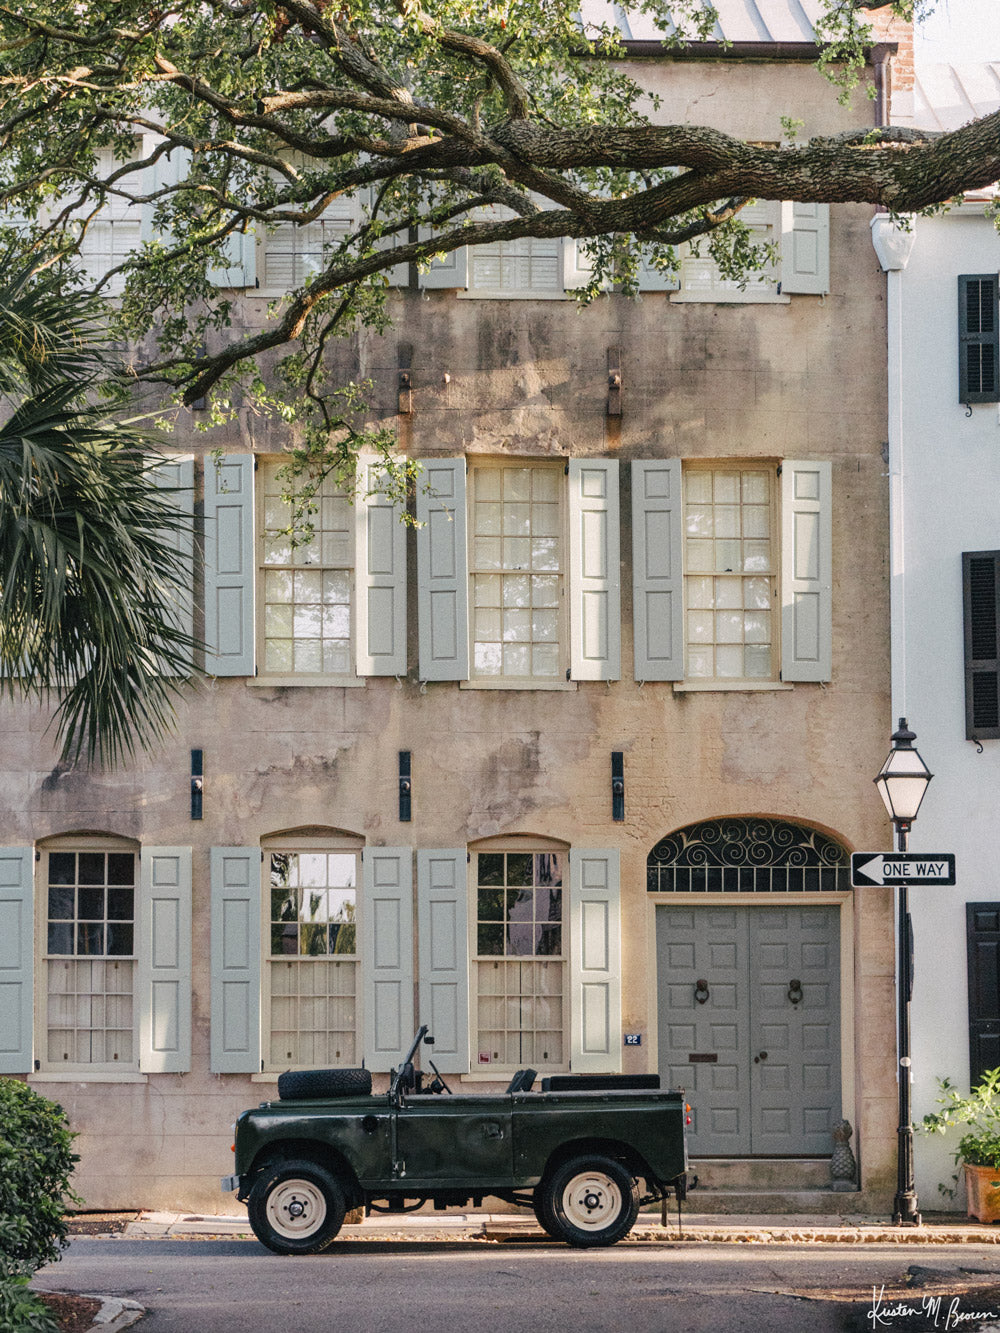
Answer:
top-left (850, 853), bottom-right (956, 887)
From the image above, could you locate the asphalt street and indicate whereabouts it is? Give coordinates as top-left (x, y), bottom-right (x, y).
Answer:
top-left (32, 1237), bottom-right (1000, 1333)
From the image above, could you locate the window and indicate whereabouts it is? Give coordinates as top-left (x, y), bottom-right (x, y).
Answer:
top-left (416, 457), bottom-right (620, 685)
top-left (75, 147), bottom-right (142, 296)
top-left (259, 460), bottom-right (354, 679)
top-left (43, 847), bottom-right (137, 1068)
top-left (469, 461), bottom-right (565, 680)
top-left (959, 274), bottom-right (1000, 404)
top-left (631, 458), bottom-right (832, 686)
top-left (670, 201), bottom-right (829, 303)
top-left (684, 465), bottom-right (776, 681)
top-left (203, 454), bottom-right (407, 681)
top-left (474, 849), bottom-right (565, 1070)
top-left (963, 551), bottom-right (1000, 740)
top-left (265, 846), bottom-right (360, 1069)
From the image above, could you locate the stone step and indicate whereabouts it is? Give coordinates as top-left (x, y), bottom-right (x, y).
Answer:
top-left (677, 1189), bottom-right (869, 1216)
top-left (688, 1157), bottom-right (836, 1191)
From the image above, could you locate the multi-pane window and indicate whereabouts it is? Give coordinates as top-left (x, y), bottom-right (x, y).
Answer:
top-left (475, 850), bottom-right (565, 1070)
top-left (470, 462), bottom-right (564, 680)
top-left (76, 147), bottom-right (141, 297)
top-left (684, 466), bottom-right (776, 681)
top-left (267, 850), bottom-right (359, 1068)
top-left (259, 460), bottom-right (353, 678)
top-left (44, 850), bottom-right (136, 1066)
top-left (469, 234), bottom-right (562, 296)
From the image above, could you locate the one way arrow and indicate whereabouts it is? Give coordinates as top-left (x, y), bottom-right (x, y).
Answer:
top-left (850, 853), bottom-right (956, 887)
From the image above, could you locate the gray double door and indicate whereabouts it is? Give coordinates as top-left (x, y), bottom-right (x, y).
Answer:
top-left (656, 904), bottom-right (841, 1156)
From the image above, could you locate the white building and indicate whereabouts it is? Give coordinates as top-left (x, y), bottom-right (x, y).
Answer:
top-left (873, 61), bottom-right (1000, 1209)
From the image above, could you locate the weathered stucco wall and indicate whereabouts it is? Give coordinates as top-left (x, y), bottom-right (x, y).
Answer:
top-left (1, 57), bottom-right (898, 1213)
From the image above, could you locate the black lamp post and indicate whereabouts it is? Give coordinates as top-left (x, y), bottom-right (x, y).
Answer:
top-left (874, 718), bottom-right (933, 1227)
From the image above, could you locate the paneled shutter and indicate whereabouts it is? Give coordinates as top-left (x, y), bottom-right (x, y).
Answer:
top-left (569, 459), bottom-right (621, 681)
top-left (152, 456), bottom-right (195, 674)
top-left (204, 454), bottom-right (255, 676)
top-left (631, 459), bottom-right (684, 681)
top-left (140, 141), bottom-right (191, 245)
top-left (636, 246), bottom-right (680, 292)
top-left (417, 850), bottom-right (469, 1074)
top-left (416, 458), bottom-right (469, 681)
top-left (417, 227), bottom-right (469, 289)
top-left (780, 460), bottom-right (832, 683)
top-left (959, 274), bottom-right (1000, 404)
top-left (963, 550), bottom-right (1000, 740)
top-left (210, 847), bottom-right (261, 1074)
top-left (362, 848), bottom-right (414, 1071)
top-left (0, 848), bottom-right (33, 1075)
top-left (209, 230), bottom-right (257, 289)
top-left (569, 849), bottom-right (621, 1074)
top-left (356, 456), bottom-right (407, 676)
top-left (780, 202), bottom-right (830, 295)
top-left (562, 237), bottom-right (598, 290)
top-left (138, 847), bottom-right (192, 1074)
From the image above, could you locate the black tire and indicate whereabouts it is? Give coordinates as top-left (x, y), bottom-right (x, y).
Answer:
top-left (542, 1155), bottom-right (639, 1248)
top-left (247, 1159), bottom-right (347, 1255)
top-left (278, 1067), bottom-right (372, 1100)
top-left (532, 1189), bottom-right (559, 1240)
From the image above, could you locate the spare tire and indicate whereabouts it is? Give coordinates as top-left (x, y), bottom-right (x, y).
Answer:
top-left (278, 1067), bottom-right (373, 1100)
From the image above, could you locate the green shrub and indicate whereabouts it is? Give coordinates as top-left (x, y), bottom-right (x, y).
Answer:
top-left (0, 1079), bottom-right (80, 1272)
top-left (921, 1068), bottom-right (1000, 1170)
top-left (0, 1259), bottom-right (59, 1333)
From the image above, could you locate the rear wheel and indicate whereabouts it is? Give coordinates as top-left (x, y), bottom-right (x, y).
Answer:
top-left (247, 1159), bottom-right (347, 1255)
top-left (542, 1155), bottom-right (639, 1248)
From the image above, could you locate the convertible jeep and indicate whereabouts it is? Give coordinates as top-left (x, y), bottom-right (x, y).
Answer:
top-left (223, 1027), bottom-right (689, 1253)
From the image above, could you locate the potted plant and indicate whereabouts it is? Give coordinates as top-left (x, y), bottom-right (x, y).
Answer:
top-left (922, 1068), bottom-right (1000, 1222)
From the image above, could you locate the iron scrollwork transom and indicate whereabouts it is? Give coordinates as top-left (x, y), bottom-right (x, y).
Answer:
top-left (646, 818), bottom-right (850, 894)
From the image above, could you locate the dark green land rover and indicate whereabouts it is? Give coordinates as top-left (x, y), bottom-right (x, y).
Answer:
top-left (223, 1028), bottom-right (688, 1253)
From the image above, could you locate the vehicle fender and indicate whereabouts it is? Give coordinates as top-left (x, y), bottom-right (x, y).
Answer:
top-left (247, 1138), bottom-right (364, 1209)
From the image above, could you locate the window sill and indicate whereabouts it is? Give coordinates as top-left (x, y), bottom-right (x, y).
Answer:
top-left (29, 1071), bottom-right (147, 1084)
top-left (669, 291), bottom-right (790, 305)
top-left (247, 675), bottom-right (366, 689)
top-left (457, 289), bottom-right (570, 301)
top-left (460, 678), bottom-right (578, 691)
top-left (673, 680), bottom-right (793, 692)
top-left (460, 1069), bottom-right (568, 1083)
top-left (251, 1073), bottom-right (280, 1083)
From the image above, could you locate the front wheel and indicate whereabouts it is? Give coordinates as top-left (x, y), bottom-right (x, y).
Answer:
top-left (542, 1155), bottom-right (639, 1248)
top-left (247, 1159), bottom-right (347, 1255)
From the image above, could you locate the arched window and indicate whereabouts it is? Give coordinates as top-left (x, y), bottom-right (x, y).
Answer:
top-left (647, 817), bottom-right (850, 894)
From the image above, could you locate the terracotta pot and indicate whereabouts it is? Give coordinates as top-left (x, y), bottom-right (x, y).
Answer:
top-left (964, 1163), bottom-right (1000, 1222)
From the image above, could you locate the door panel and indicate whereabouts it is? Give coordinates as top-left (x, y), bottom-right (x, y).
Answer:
top-left (657, 904), bottom-right (841, 1156)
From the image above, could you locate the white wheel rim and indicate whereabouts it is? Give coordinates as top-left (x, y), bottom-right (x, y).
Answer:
top-left (265, 1178), bottom-right (327, 1241)
top-left (561, 1171), bottom-right (623, 1232)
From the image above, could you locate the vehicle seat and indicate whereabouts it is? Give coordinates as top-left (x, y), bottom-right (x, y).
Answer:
top-left (505, 1068), bottom-right (537, 1093)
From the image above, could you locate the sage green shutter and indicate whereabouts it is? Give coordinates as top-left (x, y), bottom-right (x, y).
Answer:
top-left (210, 847), bottom-right (261, 1074)
top-left (152, 456), bottom-right (194, 674)
top-left (780, 460), bottom-right (832, 682)
top-left (780, 202), bottom-right (830, 295)
top-left (418, 227), bottom-right (469, 289)
top-left (631, 459), bottom-right (684, 681)
top-left (140, 141), bottom-right (191, 245)
top-left (416, 458), bottom-right (469, 681)
top-left (569, 849), bottom-right (621, 1074)
top-left (636, 247), bottom-right (680, 292)
top-left (356, 456), bottom-right (407, 676)
top-left (562, 238), bottom-right (595, 289)
top-left (417, 850), bottom-right (469, 1074)
top-left (138, 847), bottom-right (192, 1074)
top-left (569, 458), bottom-right (621, 681)
top-left (362, 848), bottom-right (414, 1071)
top-left (0, 848), bottom-right (33, 1075)
top-left (204, 454), bottom-right (255, 676)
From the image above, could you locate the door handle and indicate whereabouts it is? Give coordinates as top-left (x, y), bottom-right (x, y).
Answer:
top-left (753, 1051), bottom-right (769, 1064)
top-left (788, 979), bottom-right (804, 1005)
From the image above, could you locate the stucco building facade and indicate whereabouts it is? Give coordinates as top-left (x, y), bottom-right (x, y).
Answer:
top-left (0, 8), bottom-right (912, 1213)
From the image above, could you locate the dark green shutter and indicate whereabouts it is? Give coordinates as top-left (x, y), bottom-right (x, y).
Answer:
top-left (964, 551), bottom-right (1000, 740)
top-left (958, 274), bottom-right (1000, 403)
top-left (968, 904), bottom-right (1000, 1085)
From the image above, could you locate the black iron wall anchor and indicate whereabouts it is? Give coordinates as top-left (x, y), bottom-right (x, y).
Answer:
top-left (399, 751), bottom-right (412, 822)
top-left (191, 749), bottom-right (204, 820)
top-left (611, 751), bottom-right (625, 821)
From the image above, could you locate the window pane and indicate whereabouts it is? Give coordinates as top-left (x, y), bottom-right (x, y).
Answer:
top-left (479, 854), bottom-right (505, 887)
top-left (48, 885), bottom-right (74, 920)
top-left (78, 853), bottom-right (105, 886)
top-left (48, 853), bottom-right (75, 886)
top-left (48, 923), bottom-right (73, 955)
top-left (78, 888), bottom-right (104, 921)
top-left (107, 854), bottom-right (135, 886)
top-left (478, 923), bottom-right (504, 955)
top-left (506, 854), bottom-right (533, 886)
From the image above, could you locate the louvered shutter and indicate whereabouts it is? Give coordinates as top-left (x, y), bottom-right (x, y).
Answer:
top-left (631, 459), bottom-right (684, 681)
top-left (417, 850), bottom-right (469, 1074)
top-left (356, 456), bottom-right (407, 676)
top-left (780, 202), bottom-right (830, 295)
top-left (0, 848), bottom-right (33, 1074)
top-left (569, 459), bottom-right (620, 681)
top-left (138, 847), bottom-right (192, 1074)
top-left (210, 847), bottom-right (261, 1074)
top-left (152, 456), bottom-right (194, 674)
top-left (362, 847), bottom-right (414, 1071)
top-left (204, 454), bottom-right (255, 676)
top-left (964, 551), bottom-right (1000, 740)
top-left (416, 458), bottom-right (469, 680)
top-left (569, 849), bottom-right (621, 1074)
top-left (780, 460), bottom-right (832, 683)
top-left (959, 275), bottom-right (1000, 403)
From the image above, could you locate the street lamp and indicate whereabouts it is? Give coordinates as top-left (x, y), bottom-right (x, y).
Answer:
top-left (874, 718), bottom-right (933, 1226)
